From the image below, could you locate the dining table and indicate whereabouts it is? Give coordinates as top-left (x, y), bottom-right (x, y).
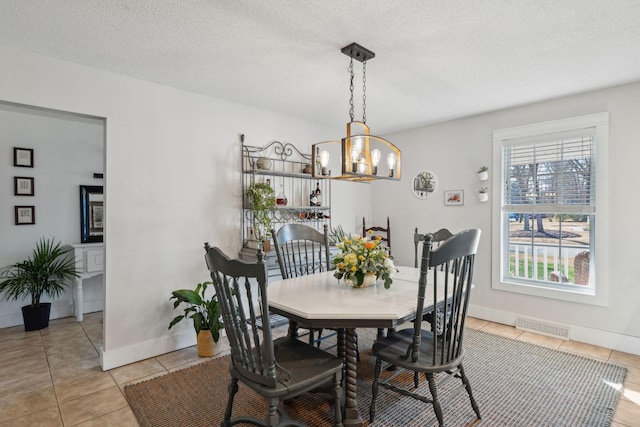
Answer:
top-left (268, 265), bottom-right (452, 427)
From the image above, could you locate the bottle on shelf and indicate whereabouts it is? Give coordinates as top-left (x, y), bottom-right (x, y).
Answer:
top-left (309, 181), bottom-right (318, 219)
top-left (276, 184), bottom-right (288, 206)
top-left (314, 181), bottom-right (322, 206)
top-left (309, 183), bottom-right (318, 206)
top-left (314, 181), bottom-right (323, 218)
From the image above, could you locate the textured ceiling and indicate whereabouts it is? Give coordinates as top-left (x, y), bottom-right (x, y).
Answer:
top-left (1, 0), bottom-right (640, 133)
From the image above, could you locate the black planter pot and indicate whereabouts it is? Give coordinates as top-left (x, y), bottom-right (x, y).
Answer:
top-left (21, 303), bottom-right (52, 331)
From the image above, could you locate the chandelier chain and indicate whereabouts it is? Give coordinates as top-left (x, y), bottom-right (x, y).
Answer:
top-left (348, 58), bottom-right (355, 123)
top-left (362, 60), bottom-right (367, 124)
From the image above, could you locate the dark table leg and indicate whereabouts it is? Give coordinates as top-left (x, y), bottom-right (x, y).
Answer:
top-left (343, 327), bottom-right (362, 427)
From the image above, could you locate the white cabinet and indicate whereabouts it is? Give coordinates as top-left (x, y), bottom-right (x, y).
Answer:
top-left (71, 243), bottom-right (104, 321)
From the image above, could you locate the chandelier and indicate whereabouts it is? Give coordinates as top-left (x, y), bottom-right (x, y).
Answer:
top-left (312, 43), bottom-right (401, 182)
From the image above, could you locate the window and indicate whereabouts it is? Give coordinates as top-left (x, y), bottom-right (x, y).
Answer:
top-left (492, 113), bottom-right (609, 306)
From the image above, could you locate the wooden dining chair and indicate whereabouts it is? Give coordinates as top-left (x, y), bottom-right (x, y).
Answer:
top-left (369, 229), bottom-right (482, 427)
top-left (271, 224), bottom-right (336, 348)
top-left (363, 216), bottom-right (391, 254)
top-left (204, 244), bottom-right (344, 427)
top-left (414, 227), bottom-right (453, 267)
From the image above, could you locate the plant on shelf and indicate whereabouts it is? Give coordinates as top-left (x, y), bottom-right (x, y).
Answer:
top-left (169, 280), bottom-right (224, 356)
top-left (477, 166), bottom-right (489, 181)
top-left (0, 238), bottom-right (79, 331)
top-left (478, 187), bottom-right (489, 202)
top-left (245, 178), bottom-right (276, 249)
top-left (333, 230), bottom-right (397, 289)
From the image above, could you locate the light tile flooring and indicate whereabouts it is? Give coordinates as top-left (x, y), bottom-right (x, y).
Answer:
top-left (1, 312), bottom-right (639, 426)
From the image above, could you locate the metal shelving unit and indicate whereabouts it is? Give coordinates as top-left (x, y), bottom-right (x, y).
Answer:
top-left (240, 140), bottom-right (332, 275)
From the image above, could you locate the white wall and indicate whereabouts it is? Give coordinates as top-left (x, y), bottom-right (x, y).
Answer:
top-left (0, 102), bottom-right (104, 326)
top-left (376, 82), bottom-right (640, 355)
top-left (0, 44), bottom-right (373, 369)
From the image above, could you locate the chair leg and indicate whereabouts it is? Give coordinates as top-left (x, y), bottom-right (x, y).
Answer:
top-left (288, 320), bottom-right (299, 339)
top-left (267, 397), bottom-right (279, 426)
top-left (459, 364), bottom-right (481, 419)
top-left (222, 376), bottom-right (239, 427)
top-left (333, 371), bottom-right (344, 427)
top-left (426, 373), bottom-right (444, 427)
top-left (369, 357), bottom-right (383, 423)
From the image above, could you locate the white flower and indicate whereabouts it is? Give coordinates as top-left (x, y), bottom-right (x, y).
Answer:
top-left (384, 257), bottom-right (396, 276)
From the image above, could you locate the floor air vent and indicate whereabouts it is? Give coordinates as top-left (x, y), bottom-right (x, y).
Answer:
top-left (515, 317), bottom-right (570, 340)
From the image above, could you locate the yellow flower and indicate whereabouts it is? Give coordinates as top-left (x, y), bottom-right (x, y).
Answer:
top-left (344, 253), bottom-right (357, 265)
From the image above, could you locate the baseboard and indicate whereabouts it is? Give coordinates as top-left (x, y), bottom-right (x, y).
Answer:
top-left (468, 304), bottom-right (640, 356)
top-left (0, 299), bottom-right (74, 329)
top-left (83, 299), bottom-right (104, 314)
top-left (101, 330), bottom-right (197, 370)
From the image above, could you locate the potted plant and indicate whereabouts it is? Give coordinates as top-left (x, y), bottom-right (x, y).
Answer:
top-left (478, 187), bottom-right (489, 202)
top-left (0, 238), bottom-right (79, 331)
top-left (245, 178), bottom-right (276, 251)
top-left (169, 281), bottom-right (224, 357)
top-left (477, 166), bottom-right (489, 181)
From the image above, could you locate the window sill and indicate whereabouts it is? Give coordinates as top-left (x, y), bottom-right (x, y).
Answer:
top-left (492, 279), bottom-right (608, 307)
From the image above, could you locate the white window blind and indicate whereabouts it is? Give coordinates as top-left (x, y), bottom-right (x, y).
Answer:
top-left (503, 132), bottom-right (595, 215)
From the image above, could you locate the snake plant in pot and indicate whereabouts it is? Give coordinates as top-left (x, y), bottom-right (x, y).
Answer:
top-left (169, 280), bottom-right (224, 356)
top-left (0, 238), bottom-right (79, 331)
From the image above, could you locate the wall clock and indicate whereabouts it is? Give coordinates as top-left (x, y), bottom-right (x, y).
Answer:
top-left (412, 170), bottom-right (438, 199)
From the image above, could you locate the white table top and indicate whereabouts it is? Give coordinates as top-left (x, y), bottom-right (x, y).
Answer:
top-left (268, 266), bottom-right (446, 329)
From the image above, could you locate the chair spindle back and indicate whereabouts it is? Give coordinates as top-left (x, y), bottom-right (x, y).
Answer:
top-left (272, 224), bottom-right (331, 279)
top-left (204, 243), bottom-right (279, 388)
top-left (413, 229), bottom-right (481, 367)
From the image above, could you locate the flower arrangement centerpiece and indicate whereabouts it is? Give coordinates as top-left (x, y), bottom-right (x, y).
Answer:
top-left (333, 230), bottom-right (397, 289)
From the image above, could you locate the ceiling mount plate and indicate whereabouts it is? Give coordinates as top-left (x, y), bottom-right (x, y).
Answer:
top-left (341, 43), bottom-right (375, 62)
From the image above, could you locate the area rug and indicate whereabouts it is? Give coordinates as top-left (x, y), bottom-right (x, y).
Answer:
top-left (124, 328), bottom-right (626, 426)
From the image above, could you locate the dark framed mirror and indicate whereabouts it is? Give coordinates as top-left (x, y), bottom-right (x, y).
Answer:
top-left (80, 185), bottom-right (104, 243)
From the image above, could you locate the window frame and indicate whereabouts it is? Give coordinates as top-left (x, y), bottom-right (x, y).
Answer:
top-left (491, 113), bottom-right (609, 306)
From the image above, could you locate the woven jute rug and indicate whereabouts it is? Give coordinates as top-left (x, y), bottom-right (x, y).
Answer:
top-left (124, 328), bottom-right (626, 426)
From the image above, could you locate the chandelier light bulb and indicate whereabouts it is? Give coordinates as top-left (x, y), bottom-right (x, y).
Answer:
top-left (351, 146), bottom-right (359, 173)
top-left (371, 149), bottom-right (381, 175)
top-left (320, 150), bottom-right (330, 175)
top-left (357, 158), bottom-right (367, 174)
top-left (387, 152), bottom-right (397, 178)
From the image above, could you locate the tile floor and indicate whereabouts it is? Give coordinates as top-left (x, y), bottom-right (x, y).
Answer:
top-left (0, 312), bottom-right (638, 426)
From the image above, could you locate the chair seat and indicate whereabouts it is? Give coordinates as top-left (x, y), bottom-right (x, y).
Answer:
top-left (372, 328), bottom-right (464, 373)
top-left (234, 337), bottom-right (344, 400)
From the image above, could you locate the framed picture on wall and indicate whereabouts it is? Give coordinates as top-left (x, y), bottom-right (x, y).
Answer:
top-left (80, 185), bottom-right (104, 243)
top-left (15, 206), bottom-right (35, 225)
top-left (444, 190), bottom-right (464, 206)
top-left (14, 177), bottom-right (34, 196)
top-left (13, 147), bottom-right (34, 167)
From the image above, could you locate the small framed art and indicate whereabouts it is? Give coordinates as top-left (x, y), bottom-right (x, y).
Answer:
top-left (444, 190), bottom-right (464, 206)
top-left (80, 185), bottom-right (104, 243)
top-left (15, 206), bottom-right (35, 225)
top-left (13, 147), bottom-right (34, 168)
top-left (14, 177), bottom-right (34, 196)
